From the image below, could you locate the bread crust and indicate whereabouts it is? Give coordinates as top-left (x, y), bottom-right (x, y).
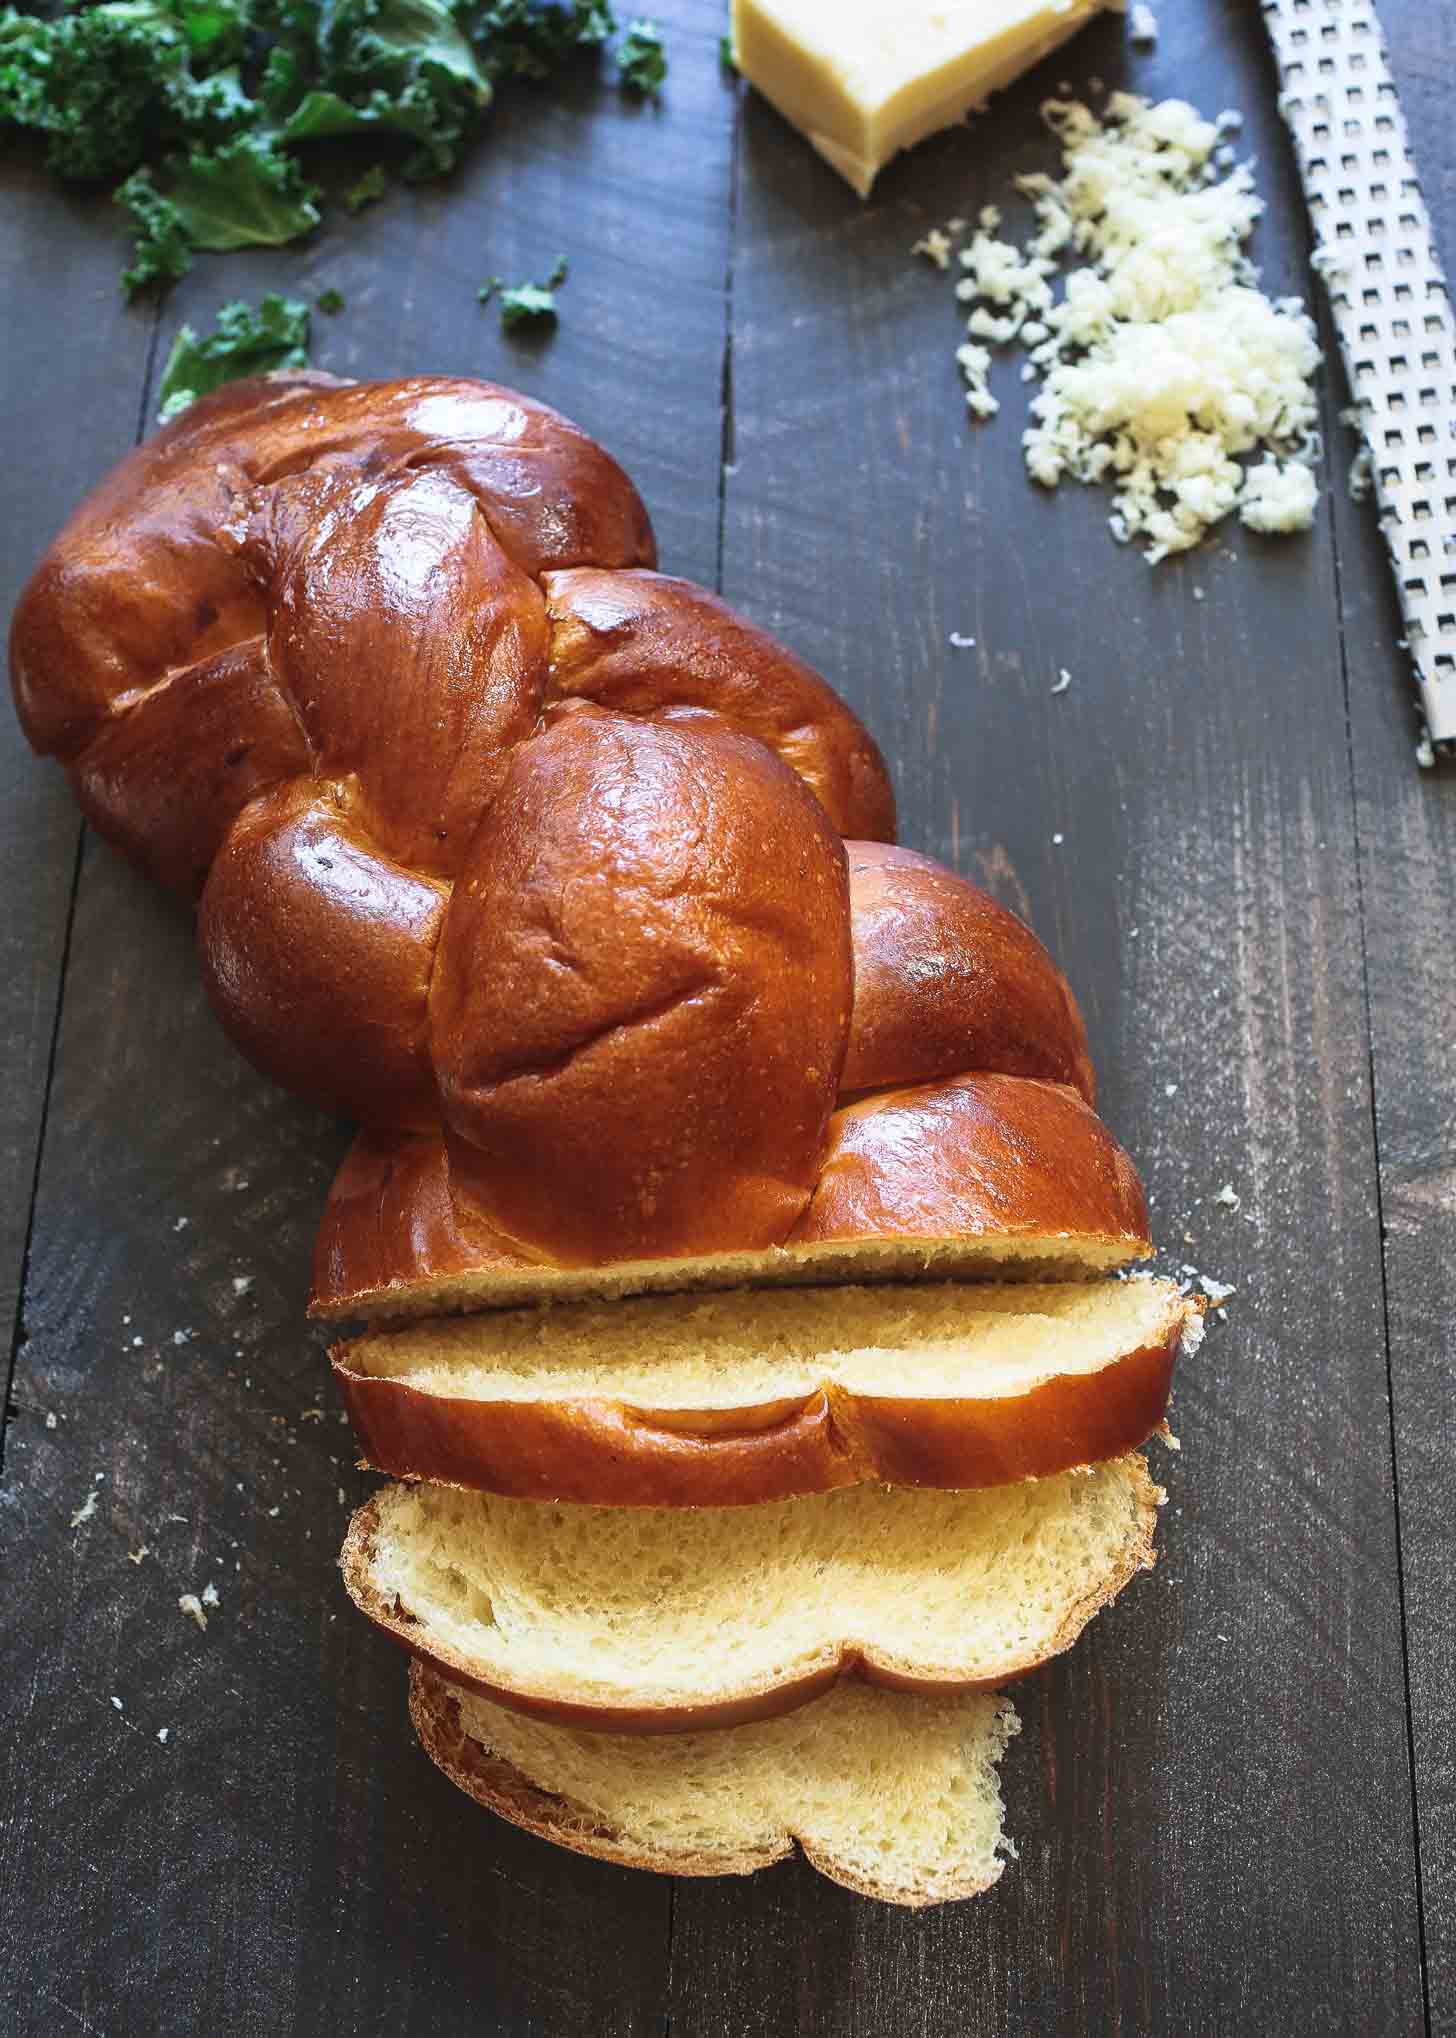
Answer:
top-left (340, 1455), bottom-right (1162, 1733)
top-left (792, 1072), bottom-right (1148, 1250)
top-left (199, 780), bottom-right (449, 1127)
top-left (332, 1293), bottom-right (1192, 1503)
top-left (543, 568), bottom-right (896, 843)
top-left (842, 842), bottom-right (1096, 1101)
top-left (430, 705), bottom-right (854, 1264)
top-left (407, 1665), bottom-right (1012, 1905)
top-left (10, 374), bottom-right (654, 764)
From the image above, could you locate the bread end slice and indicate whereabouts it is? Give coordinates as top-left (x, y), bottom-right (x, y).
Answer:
top-left (409, 1663), bottom-right (1022, 1907)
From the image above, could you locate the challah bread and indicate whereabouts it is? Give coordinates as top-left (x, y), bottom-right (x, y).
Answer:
top-left (341, 1453), bottom-right (1160, 1731)
top-left (334, 1276), bottom-right (1196, 1504)
top-left (13, 375), bottom-right (1179, 1911)
top-left (409, 1664), bottom-right (1020, 1906)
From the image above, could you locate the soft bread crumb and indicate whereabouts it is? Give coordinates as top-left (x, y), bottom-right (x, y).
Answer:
top-left (414, 1670), bottom-right (1021, 1907)
top-left (351, 1455), bottom-right (1159, 1718)
top-left (343, 1276), bottom-right (1187, 1410)
top-left (178, 1593), bottom-right (208, 1633)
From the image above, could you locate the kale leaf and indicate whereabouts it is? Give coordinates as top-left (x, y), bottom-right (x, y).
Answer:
top-left (156, 290), bottom-right (311, 419)
top-left (616, 15), bottom-right (663, 96)
top-left (117, 171), bottom-right (196, 294)
top-left (165, 132), bottom-right (321, 246)
top-left (479, 252), bottom-right (566, 327)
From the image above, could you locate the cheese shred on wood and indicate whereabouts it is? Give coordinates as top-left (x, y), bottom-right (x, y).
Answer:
top-left (946, 93), bottom-right (1322, 561)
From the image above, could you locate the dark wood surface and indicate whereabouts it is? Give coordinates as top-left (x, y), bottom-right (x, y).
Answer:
top-left (1, 2), bottom-right (1451, 2032)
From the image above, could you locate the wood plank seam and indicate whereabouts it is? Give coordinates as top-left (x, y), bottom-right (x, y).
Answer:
top-left (1318, 344), bottom-right (1437, 2038)
top-left (0, 817), bottom-right (84, 1478)
top-left (0, 290), bottom-right (165, 1485)
top-left (715, 66), bottom-right (744, 601)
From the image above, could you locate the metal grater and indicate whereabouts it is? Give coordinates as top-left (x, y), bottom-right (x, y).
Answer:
top-left (1261, 0), bottom-right (1456, 749)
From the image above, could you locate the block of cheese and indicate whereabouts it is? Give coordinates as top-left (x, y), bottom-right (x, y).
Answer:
top-left (731, 0), bottom-right (1120, 197)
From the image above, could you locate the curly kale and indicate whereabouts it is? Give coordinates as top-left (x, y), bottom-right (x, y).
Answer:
top-left (1, 0), bottom-right (664, 290)
top-left (156, 289), bottom-right (311, 418)
top-left (616, 15), bottom-right (663, 96)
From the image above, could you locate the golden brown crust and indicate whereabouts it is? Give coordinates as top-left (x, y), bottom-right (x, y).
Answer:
top-left (331, 1297), bottom-right (1189, 1503)
top-left (11, 373), bottom-right (655, 762)
top-left (68, 637), bottom-right (310, 896)
top-left (341, 1456), bottom-right (1161, 1733)
top-left (13, 373), bottom-right (917, 1267)
top-left (842, 842), bottom-right (1096, 1102)
top-left (310, 1129), bottom-right (533, 1317)
top-left (198, 782), bottom-right (449, 1128)
top-left (256, 464), bottom-right (550, 880)
top-left (791, 1073), bottom-right (1149, 1253)
top-left (543, 568), bottom-right (895, 842)
top-left (430, 705), bottom-right (854, 1264)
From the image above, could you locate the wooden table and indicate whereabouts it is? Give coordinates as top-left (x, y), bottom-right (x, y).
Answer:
top-left (2, 3), bottom-right (1451, 2031)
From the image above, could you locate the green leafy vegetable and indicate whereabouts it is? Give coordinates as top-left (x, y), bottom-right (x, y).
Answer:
top-left (479, 253), bottom-right (566, 327)
top-left (117, 172), bottom-right (196, 294)
top-left (162, 132), bottom-right (321, 247)
top-left (465, 1), bottom-right (613, 83)
top-left (156, 291), bottom-right (311, 420)
top-left (343, 162), bottom-right (389, 210)
top-left (718, 34), bottom-right (735, 74)
top-left (616, 15), bottom-right (663, 96)
top-left (1, 0), bottom-right (664, 290)
top-left (317, 285), bottom-right (344, 312)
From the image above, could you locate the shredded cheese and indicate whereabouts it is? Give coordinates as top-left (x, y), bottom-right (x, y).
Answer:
top-left (943, 93), bottom-right (1322, 561)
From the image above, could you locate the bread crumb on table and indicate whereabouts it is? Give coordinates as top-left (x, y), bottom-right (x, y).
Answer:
top-left (178, 1593), bottom-right (208, 1633)
top-left (911, 227), bottom-right (953, 270)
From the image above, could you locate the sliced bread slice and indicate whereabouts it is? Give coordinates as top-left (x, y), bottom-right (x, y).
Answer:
top-left (335, 1276), bottom-right (1196, 1504)
top-left (410, 1662), bottom-right (1020, 1907)
top-left (342, 1453), bottom-right (1161, 1731)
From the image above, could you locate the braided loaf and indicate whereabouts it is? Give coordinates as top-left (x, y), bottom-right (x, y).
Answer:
top-left (12, 374), bottom-right (1149, 1311)
top-left (12, 377), bottom-right (1175, 1902)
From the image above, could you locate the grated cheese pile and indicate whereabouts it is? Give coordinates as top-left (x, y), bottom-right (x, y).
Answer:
top-left (944, 93), bottom-right (1322, 562)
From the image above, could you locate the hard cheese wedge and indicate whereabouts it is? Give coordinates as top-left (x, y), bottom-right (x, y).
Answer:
top-left (731, 0), bottom-right (1119, 196)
